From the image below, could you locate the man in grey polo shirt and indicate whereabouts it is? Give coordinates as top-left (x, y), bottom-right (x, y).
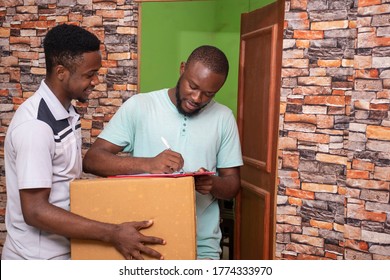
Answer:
top-left (2, 24), bottom-right (164, 260)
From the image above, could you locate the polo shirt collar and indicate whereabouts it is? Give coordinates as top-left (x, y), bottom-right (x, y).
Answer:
top-left (39, 79), bottom-right (77, 120)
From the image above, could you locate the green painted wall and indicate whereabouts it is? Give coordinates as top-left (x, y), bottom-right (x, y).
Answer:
top-left (140, 0), bottom-right (274, 115)
top-left (140, 1), bottom-right (216, 92)
top-left (249, 0), bottom-right (275, 10)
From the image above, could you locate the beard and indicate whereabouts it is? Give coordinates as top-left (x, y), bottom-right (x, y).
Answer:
top-left (77, 97), bottom-right (88, 103)
top-left (76, 87), bottom-right (94, 103)
top-left (175, 80), bottom-right (205, 117)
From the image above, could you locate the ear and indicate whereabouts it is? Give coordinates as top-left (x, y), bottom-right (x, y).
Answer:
top-left (180, 61), bottom-right (186, 75)
top-left (54, 65), bottom-right (68, 81)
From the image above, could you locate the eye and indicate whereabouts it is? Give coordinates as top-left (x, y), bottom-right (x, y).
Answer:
top-left (204, 92), bottom-right (215, 98)
top-left (87, 71), bottom-right (98, 78)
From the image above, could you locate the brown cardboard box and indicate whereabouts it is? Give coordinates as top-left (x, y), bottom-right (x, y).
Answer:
top-left (70, 176), bottom-right (196, 260)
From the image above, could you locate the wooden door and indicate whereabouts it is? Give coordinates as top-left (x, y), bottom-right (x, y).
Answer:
top-left (234, 0), bottom-right (285, 260)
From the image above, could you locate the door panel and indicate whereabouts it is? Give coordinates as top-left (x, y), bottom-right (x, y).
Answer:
top-left (235, 0), bottom-right (284, 260)
top-left (240, 181), bottom-right (270, 259)
top-left (241, 26), bottom-right (274, 173)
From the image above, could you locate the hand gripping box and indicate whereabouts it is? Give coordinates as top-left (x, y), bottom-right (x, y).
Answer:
top-left (70, 176), bottom-right (196, 260)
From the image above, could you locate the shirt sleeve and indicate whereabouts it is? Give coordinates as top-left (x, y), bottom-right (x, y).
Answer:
top-left (12, 120), bottom-right (55, 189)
top-left (217, 111), bottom-right (243, 169)
top-left (98, 97), bottom-right (138, 153)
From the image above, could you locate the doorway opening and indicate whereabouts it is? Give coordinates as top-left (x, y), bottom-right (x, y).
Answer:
top-left (220, 199), bottom-right (235, 260)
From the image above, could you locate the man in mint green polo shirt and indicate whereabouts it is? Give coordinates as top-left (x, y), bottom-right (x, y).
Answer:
top-left (83, 45), bottom-right (243, 259)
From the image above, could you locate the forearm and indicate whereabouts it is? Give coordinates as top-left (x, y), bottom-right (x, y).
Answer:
top-left (210, 173), bottom-right (241, 200)
top-left (25, 202), bottom-right (117, 243)
top-left (21, 187), bottom-right (165, 260)
top-left (84, 142), bottom-right (185, 177)
top-left (83, 149), bottom-right (150, 177)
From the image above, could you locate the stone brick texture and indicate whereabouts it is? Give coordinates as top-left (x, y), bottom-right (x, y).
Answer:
top-left (1, 0), bottom-right (389, 260)
top-left (278, 0), bottom-right (390, 260)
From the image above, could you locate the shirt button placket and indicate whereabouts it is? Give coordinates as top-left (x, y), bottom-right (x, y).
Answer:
top-left (181, 117), bottom-right (187, 136)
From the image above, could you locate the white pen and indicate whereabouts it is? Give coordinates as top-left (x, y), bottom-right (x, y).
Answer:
top-left (161, 136), bottom-right (171, 150)
top-left (161, 137), bottom-right (185, 173)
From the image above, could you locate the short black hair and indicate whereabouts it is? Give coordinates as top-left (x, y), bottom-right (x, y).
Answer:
top-left (43, 24), bottom-right (101, 74)
top-left (186, 45), bottom-right (229, 77)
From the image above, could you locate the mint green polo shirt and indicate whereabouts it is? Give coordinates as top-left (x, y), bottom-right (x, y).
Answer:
top-left (99, 88), bottom-right (243, 259)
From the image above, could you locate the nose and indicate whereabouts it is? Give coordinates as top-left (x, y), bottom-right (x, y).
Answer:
top-left (91, 74), bottom-right (100, 86)
top-left (191, 90), bottom-right (202, 103)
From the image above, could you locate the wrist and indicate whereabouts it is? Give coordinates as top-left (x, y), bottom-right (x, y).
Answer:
top-left (136, 157), bottom-right (152, 174)
top-left (102, 223), bottom-right (119, 244)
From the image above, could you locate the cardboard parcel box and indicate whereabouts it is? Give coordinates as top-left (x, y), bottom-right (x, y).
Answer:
top-left (70, 176), bottom-right (196, 260)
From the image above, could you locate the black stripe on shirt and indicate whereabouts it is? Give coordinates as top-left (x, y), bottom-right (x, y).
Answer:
top-left (37, 99), bottom-right (77, 143)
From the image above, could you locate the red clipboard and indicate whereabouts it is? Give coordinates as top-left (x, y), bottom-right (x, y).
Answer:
top-left (109, 171), bottom-right (216, 179)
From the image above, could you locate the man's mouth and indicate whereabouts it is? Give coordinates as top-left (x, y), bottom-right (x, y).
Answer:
top-left (184, 100), bottom-right (199, 111)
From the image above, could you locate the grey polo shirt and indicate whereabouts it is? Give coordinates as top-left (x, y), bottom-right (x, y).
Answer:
top-left (3, 80), bottom-right (82, 259)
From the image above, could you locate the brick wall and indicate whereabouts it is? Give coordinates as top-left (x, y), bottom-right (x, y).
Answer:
top-left (0, 0), bottom-right (139, 254)
top-left (278, 0), bottom-right (390, 259)
top-left (1, 0), bottom-right (389, 260)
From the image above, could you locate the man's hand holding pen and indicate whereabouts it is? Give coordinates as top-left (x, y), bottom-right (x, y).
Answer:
top-left (150, 149), bottom-right (184, 174)
top-left (153, 136), bottom-right (184, 174)
top-left (145, 137), bottom-right (184, 174)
